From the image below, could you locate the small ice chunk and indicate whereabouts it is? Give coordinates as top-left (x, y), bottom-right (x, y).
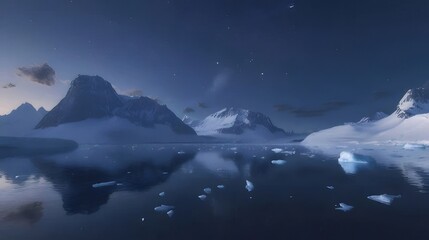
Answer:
top-left (230, 147), bottom-right (238, 151)
top-left (92, 181), bottom-right (116, 188)
top-left (154, 205), bottom-right (175, 212)
top-left (203, 188), bottom-right (212, 194)
top-left (217, 185), bottom-right (225, 189)
top-left (159, 192), bottom-right (166, 197)
top-left (167, 210), bottom-right (174, 218)
top-left (335, 203), bottom-right (353, 212)
top-left (271, 148), bottom-right (283, 153)
top-left (271, 160), bottom-right (287, 165)
top-left (326, 186), bottom-right (334, 190)
top-left (141, 218), bottom-right (145, 222)
top-left (367, 194), bottom-right (401, 205)
top-left (245, 180), bottom-right (254, 192)
top-left (403, 143), bottom-right (426, 150)
top-left (162, 172), bottom-right (169, 175)
top-left (177, 151), bottom-right (186, 155)
top-left (198, 194), bottom-right (207, 200)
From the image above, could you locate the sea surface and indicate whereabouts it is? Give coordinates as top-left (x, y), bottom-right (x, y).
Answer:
top-left (0, 144), bottom-right (428, 240)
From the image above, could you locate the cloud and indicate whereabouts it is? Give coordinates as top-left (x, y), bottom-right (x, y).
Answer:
top-left (17, 63), bottom-right (56, 86)
top-left (372, 90), bottom-right (391, 100)
top-left (2, 83), bottom-right (16, 89)
top-left (127, 89), bottom-right (143, 97)
top-left (183, 107), bottom-right (195, 113)
top-left (210, 70), bottom-right (232, 93)
top-left (3, 202), bottom-right (44, 225)
top-left (273, 104), bottom-right (294, 112)
top-left (276, 100), bottom-right (352, 118)
top-left (198, 102), bottom-right (209, 108)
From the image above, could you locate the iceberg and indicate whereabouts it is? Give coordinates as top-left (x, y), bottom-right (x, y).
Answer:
top-left (198, 194), bottom-right (207, 200)
top-left (92, 181), bottom-right (116, 188)
top-left (338, 151), bottom-right (371, 174)
top-left (245, 180), bottom-right (254, 192)
top-left (203, 188), bottom-right (212, 194)
top-left (367, 194), bottom-right (401, 205)
top-left (271, 148), bottom-right (283, 153)
top-left (167, 210), bottom-right (174, 218)
top-left (154, 205), bottom-right (175, 212)
top-left (335, 203), bottom-right (353, 212)
top-left (271, 160), bottom-right (287, 165)
top-left (338, 151), bottom-right (369, 163)
top-left (403, 143), bottom-right (426, 150)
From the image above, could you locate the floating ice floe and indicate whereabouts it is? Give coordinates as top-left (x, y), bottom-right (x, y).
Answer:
top-left (326, 186), bottom-right (334, 190)
top-left (159, 192), bottom-right (166, 197)
top-left (335, 203), bottom-right (353, 212)
top-left (403, 143), bottom-right (426, 150)
top-left (282, 150), bottom-right (296, 155)
top-left (154, 205), bottom-right (175, 212)
top-left (367, 194), bottom-right (401, 205)
top-left (217, 185), bottom-right (225, 189)
top-left (203, 188), bottom-right (212, 194)
top-left (167, 210), bottom-right (174, 218)
top-left (271, 148), bottom-right (283, 153)
top-left (271, 160), bottom-right (287, 165)
top-left (92, 181), bottom-right (117, 188)
top-left (198, 194), bottom-right (207, 200)
top-left (245, 180), bottom-right (254, 192)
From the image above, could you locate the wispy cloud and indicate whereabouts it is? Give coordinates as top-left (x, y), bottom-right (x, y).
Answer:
top-left (274, 100), bottom-right (352, 118)
top-left (198, 102), bottom-right (209, 108)
top-left (183, 107), bottom-right (195, 113)
top-left (126, 89), bottom-right (143, 97)
top-left (209, 70), bottom-right (232, 93)
top-left (2, 83), bottom-right (16, 89)
top-left (17, 63), bottom-right (55, 86)
top-left (372, 90), bottom-right (391, 100)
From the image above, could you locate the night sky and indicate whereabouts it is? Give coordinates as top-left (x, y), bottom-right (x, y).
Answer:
top-left (1, 0), bottom-right (429, 132)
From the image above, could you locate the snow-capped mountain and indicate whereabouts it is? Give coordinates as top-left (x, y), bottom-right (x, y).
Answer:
top-left (356, 112), bottom-right (388, 124)
top-left (394, 87), bottom-right (429, 118)
top-left (0, 103), bottom-right (47, 137)
top-left (181, 115), bottom-right (200, 128)
top-left (303, 85), bottom-right (429, 145)
top-left (188, 107), bottom-right (290, 141)
top-left (33, 75), bottom-right (196, 143)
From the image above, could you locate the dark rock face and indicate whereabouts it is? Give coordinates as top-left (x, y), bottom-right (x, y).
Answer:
top-left (35, 75), bottom-right (196, 135)
top-left (115, 96), bottom-right (196, 134)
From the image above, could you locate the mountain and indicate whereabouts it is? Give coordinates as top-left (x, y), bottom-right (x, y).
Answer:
top-left (181, 115), bottom-right (201, 128)
top-left (303, 85), bottom-right (429, 146)
top-left (36, 75), bottom-right (123, 128)
top-left (187, 107), bottom-right (290, 141)
top-left (33, 75), bottom-right (196, 143)
top-left (0, 103), bottom-right (47, 137)
top-left (394, 87), bottom-right (429, 118)
top-left (356, 112), bottom-right (388, 124)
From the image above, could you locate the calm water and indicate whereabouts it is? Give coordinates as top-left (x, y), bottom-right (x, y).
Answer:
top-left (0, 144), bottom-right (429, 240)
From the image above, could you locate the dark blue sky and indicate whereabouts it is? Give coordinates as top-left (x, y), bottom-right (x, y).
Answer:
top-left (1, 0), bottom-right (429, 131)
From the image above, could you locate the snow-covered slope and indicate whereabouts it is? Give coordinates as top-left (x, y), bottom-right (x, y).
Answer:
top-left (189, 107), bottom-right (290, 141)
top-left (0, 103), bottom-right (47, 137)
top-left (356, 112), bottom-right (387, 124)
top-left (303, 86), bottom-right (429, 146)
top-left (32, 75), bottom-right (196, 143)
